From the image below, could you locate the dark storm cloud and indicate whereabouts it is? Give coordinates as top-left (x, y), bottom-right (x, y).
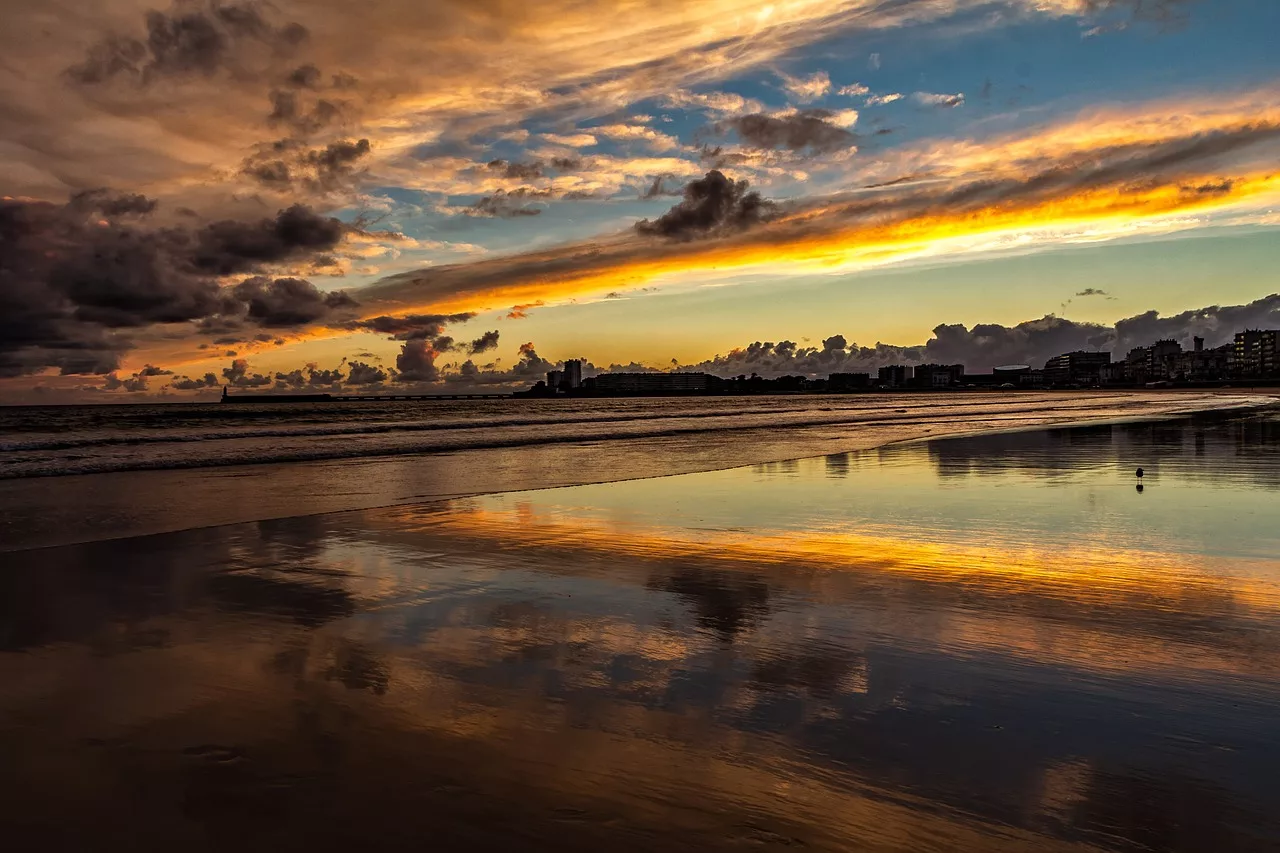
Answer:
top-left (285, 63), bottom-right (323, 89)
top-left (267, 89), bottom-right (344, 134)
top-left (487, 159), bottom-right (544, 180)
top-left (233, 277), bottom-right (358, 327)
top-left (341, 312), bottom-right (475, 341)
top-left (242, 138), bottom-right (372, 193)
top-left (395, 338), bottom-right (441, 382)
top-left (66, 1), bottom-right (308, 85)
top-left (466, 189), bottom-right (551, 218)
top-left (274, 362), bottom-right (345, 388)
top-left (192, 204), bottom-right (346, 274)
top-left (550, 157), bottom-right (583, 171)
top-left (1076, 288), bottom-right (1109, 297)
top-left (170, 372), bottom-right (220, 389)
top-left (468, 330), bottom-right (500, 354)
top-left (68, 189), bottom-right (158, 217)
top-left (640, 175), bottom-right (682, 199)
top-left (346, 361), bottom-right (389, 385)
top-left (0, 196), bottom-right (351, 375)
top-left (721, 110), bottom-right (855, 153)
top-left (222, 358), bottom-right (272, 387)
top-left (1112, 295), bottom-right (1280, 351)
top-left (636, 170), bottom-right (776, 238)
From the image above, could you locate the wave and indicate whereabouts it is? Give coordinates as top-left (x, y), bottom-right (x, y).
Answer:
top-left (0, 392), bottom-right (1242, 480)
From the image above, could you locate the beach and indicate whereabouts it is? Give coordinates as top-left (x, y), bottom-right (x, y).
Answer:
top-left (0, 390), bottom-right (1269, 551)
top-left (2, 397), bottom-right (1279, 850)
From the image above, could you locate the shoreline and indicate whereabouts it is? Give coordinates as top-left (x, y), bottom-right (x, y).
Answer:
top-left (3, 393), bottom-right (1274, 555)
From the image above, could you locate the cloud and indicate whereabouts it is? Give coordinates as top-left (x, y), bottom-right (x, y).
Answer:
top-left (540, 133), bottom-right (599, 148)
top-left (635, 170), bottom-right (776, 239)
top-left (487, 159), bottom-right (544, 179)
top-left (101, 363), bottom-right (172, 392)
top-left (243, 138), bottom-right (372, 194)
top-left (777, 70), bottom-right (832, 103)
top-left (0, 197), bottom-right (349, 376)
top-left (676, 295), bottom-right (1280, 377)
top-left (837, 83), bottom-right (870, 97)
top-left (507, 302), bottom-right (544, 319)
top-left (233, 277), bottom-right (358, 327)
top-left (662, 90), bottom-right (764, 116)
top-left (346, 360), bottom-right (389, 385)
top-left (590, 124), bottom-right (680, 151)
top-left (342, 312), bottom-right (475, 340)
top-left (222, 358), bottom-right (273, 387)
top-left (466, 188), bottom-right (551, 217)
top-left (66, 1), bottom-right (309, 85)
top-left (864, 92), bottom-right (904, 106)
top-left (720, 110), bottom-right (856, 153)
top-left (274, 362), bottom-right (345, 389)
top-left (640, 175), bottom-right (683, 199)
top-left (170, 372), bottom-right (220, 390)
top-left (1076, 288), bottom-right (1109, 297)
top-left (395, 338), bottom-right (441, 382)
top-left (913, 92), bottom-right (966, 108)
top-left (468, 330), bottom-right (501, 354)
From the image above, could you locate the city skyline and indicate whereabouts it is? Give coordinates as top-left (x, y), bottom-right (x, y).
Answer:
top-left (4, 0), bottom-right (1280, 402)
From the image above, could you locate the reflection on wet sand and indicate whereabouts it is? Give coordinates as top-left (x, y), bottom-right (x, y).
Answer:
top-left (2, 413), bottom-right (1279, 851)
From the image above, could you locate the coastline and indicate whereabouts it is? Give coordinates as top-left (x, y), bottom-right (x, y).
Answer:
top-left (2, 391), bottom-right (1274, 554)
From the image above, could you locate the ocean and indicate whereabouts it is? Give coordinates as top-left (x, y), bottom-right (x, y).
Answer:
top-left (0, 390), bottom-right (1266, 551)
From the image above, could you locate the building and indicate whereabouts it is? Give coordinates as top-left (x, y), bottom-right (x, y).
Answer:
top-left (828, 372), bottom-right (870, 391)
top-left (1233, 330), bottom-right (1279, 378)
top-left (912, 363), bottom-right (964, 388)
top-left (1099, 363), bottom-right (1127, 386)
top-left (546, 369), bottom-right (563, 390)
top-left (993, 365), bottom-right (1031, 382)
top-left (877, 365), bottom-right (913, 387)
top-left (593, 372), bottom-right (721, 394)
top-left (1174, 338), bottom-right (1232, 382)
top-left (563, 359), bottom-right (583, 389)
top-left (1044, 351), bottom-right (1111, 386)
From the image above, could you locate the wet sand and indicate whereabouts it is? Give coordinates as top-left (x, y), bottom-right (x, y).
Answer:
top-left (2, 410), bottom-right (1280, 851)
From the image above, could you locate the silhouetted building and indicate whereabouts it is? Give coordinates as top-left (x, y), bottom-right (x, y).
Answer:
top-left (546, 369), bottom-right (563, 390)
top-left (1175, 342), bottom-right (1231, 381)
top-left (1044, 351), bottom-right (1111, 386)
top-left (563, 359), bottom-right (583, 389)
top-left (912, 364), bottom-right (964, 388)
top-left (828, 372), bottom-right (870, 391)
top-left (993, 365), bottom-right (1031, 381)
top-left (877, 365), bottom-right (913, 387)
top-left (1099, 362), bottom-right (1127, 385)
top-left (1233, 330), bottom-right (1279, 378)
top-left (593, 372), bottom-right (721, 393)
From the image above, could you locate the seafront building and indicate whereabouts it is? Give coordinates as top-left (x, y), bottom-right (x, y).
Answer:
top-left (877, 365), bottom-right (913, 387)
top-left (593, 372), bottom-right (721, 393)
top-left (1044, 351), bottom-right (1111, 386)
top-left (913, 364), bottom-right (965, 388)
top-left (1233, 330), bottom-right (1279, 378)
top-left (522, 325), bottom-right (1280, 397)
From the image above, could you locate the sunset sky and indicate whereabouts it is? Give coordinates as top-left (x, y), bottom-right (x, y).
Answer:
top-left (3, 0), bottom-right (1280, 400)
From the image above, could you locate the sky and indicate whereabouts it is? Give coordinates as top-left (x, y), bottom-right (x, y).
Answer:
top-left (2, 0), bottom-right (1280, 401)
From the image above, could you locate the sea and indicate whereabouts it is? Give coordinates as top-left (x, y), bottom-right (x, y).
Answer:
top-left (0, 390), bottom-right (1265, 551)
